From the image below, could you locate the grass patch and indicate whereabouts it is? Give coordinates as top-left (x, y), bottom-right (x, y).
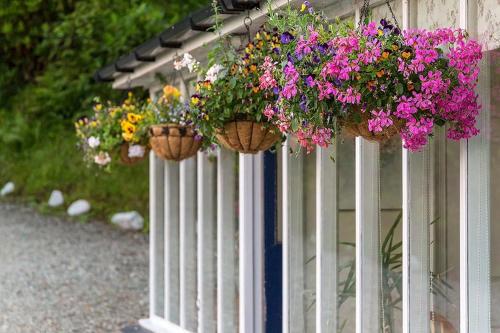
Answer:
top-left (0, 125), bottom-right (149, 226)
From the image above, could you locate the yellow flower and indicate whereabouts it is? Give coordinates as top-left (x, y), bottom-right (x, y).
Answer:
top-left (121, 120), bottom-right (136, 134)
top-left (127, 113), bottom-right (143, 124)
top-left (122, 132), bottom-right (134, 142)
top-left (392, 44), bottom-right (399, 51)
top-left (204, 114), bottom-right (209, 120)
top-left (162, 85), bottom-right (181, 101)
top-left (191, 96), bottom-right (200, 105)
top-left (90, 121), bottom-right (98, 128)
top-left (300, 3), bottom-right (307, 11)
top-left (94, 104), bottom-right (103, 111)
top-left (378, 29), bottom-right (383, 36)
top-left (402, 51), bottom-right (411, 59)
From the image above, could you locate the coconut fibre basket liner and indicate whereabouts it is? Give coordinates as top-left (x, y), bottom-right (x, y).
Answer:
top-left (149, 124), bottom-right (201, 161)
top-left (215, 120), bottom-right (281, 154)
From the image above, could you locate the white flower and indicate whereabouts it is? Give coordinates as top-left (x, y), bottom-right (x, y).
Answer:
top-left (94, 152), bottom-right (111, 166)
top-left (128, 145), bottom-right (146, 158)
top-left (87, 136), bottom-right (100, 148)
top-left (174, 53), bottom-right (199, 73)
top-left (173, 59), bottom-right (184, 71)
top-left (205, 64), bottom-right (225, 83)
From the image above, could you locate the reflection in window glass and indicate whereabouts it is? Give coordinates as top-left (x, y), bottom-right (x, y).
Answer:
top-left (337, 136), bottom-right (356, 333)
top-left (489, 48), bottom-right (500, 333)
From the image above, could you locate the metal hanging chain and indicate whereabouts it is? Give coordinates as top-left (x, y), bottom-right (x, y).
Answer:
top-left (357, 0), bottom-right (401, 31)
top-left (243, 11), bottom-right (253, 44)
top-left (357, 0), bottom-right (371, 28)
top-left (384, 0), bottom-right (401, 31)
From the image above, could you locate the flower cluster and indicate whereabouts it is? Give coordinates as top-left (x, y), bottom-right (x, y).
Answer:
top-left (143, 84), bottom-right (205, 145)
top-left (262, 3), bottom-right (482, 151)
top-left (75, 93), bottom-right (150, 168)
top-left (182, 27), bottom-right (282, 146)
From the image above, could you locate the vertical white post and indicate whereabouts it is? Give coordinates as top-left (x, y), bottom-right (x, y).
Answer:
top-left (355, 138), bottom-right (381, 333)
top-left (401, 1), bottom-right (431, 332)
top-left (197, 152), bottom-right (217, 333)
top-left (282, 138), bottom-right (305, 333)
top-left (180, 157), bottom-right (197, 331)
top-left (459, 0), bottom-right (491, 331)
top-left (316, 145), bottom-right (338, 333)
top-left (253, 152), bottom-right (265, 333)
top-left (164, 161), bottom-right (180, 323)
top-left (150, 151), bottom-right (165, 318)
top-left (239, 153), bottom-right (255, 333)
top-left (458, 0), bottom-right (470, 330)
top-left (217, 149), bottom-right (238, 333)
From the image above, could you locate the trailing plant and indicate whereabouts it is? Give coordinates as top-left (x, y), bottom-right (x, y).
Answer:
top-left (263, 1), bottom-right (483, 152)
top-left (75, 92), bottom-right (150, 169)
top-left (174, 3), bottom-right (283, 151)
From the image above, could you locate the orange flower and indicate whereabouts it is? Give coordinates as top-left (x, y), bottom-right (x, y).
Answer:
top-left (252, 87), bottom-right (260, 93)
top-left (402, 51), bottom-right (411, 59)
top-left (376, 70), bottom-right (385, 78)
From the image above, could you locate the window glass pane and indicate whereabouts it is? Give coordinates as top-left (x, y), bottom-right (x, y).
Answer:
top-left (380, 137), bottom-right (403, 333)
top-left (337, 136), bottom-right (356, 333)
top-left (488, 48), bottom-right (500, 333)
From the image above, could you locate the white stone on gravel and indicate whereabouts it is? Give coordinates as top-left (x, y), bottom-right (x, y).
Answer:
top-left (47, 190), bottom-right (64, 207)
top-left (111, 211), bottom-right (144, 231)
top-left (0, 182), bottom-right (15, 196)
top-left (67, 199), bottom-right (91, 216)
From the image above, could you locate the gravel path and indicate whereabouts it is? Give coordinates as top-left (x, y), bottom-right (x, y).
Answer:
top-left (0, 203), bottom-right (149, 333)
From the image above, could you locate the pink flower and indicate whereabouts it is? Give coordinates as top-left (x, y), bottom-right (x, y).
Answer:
top-left (263, 104), bottom-right (275, 120)
top-left (395, 96), bottom-right (417, 119)
top-left (259, 71), bottom-right (277, 90)
top-left (362, 22), bottom-right (378, 37)
top-left (282, 83), bottom-right (298, 99)
top-left (368, 109), bottom-right (394, 133)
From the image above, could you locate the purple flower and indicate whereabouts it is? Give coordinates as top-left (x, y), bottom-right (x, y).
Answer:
top-left (281, 32), bottom-right (295, 44)
top-left (305, 75), bottom-right (315, 87)
top-left (273, 87), bottom-right (280, 95)
top-left (317, 43), bottom-right (328, 54)
top-left (299, 95), bottom-right (308, 112)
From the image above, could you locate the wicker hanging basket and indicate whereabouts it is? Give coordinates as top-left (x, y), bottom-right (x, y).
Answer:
top-left (149, 124), bottom-right (201, 161)
top-left (119, 143), bottom-right (148, 165)
top-left (215, 120), bottom-right (281, 154)
top-left (342, 107), bottom-right (403, 142)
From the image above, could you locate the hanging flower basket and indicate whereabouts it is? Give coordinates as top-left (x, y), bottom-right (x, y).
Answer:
top-left (215, 120), bottom-right (281, 154)
top-left (342, 107), bottom-right (403, 143)
top-left (119, 143), bottom-right (149, 165)
top-left (149, 124), bottom-right (201, 161)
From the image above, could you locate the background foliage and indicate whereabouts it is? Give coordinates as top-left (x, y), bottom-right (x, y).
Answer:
top-left (0, 0), bottom-right (207, 221)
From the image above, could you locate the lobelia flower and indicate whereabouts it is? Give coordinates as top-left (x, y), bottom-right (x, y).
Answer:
top-left (128, 145), bottom-right (146, 158)
top-left (94, 152), bottom-right (111, 166)
top-left (87, 136), bottom-right (100, 148)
